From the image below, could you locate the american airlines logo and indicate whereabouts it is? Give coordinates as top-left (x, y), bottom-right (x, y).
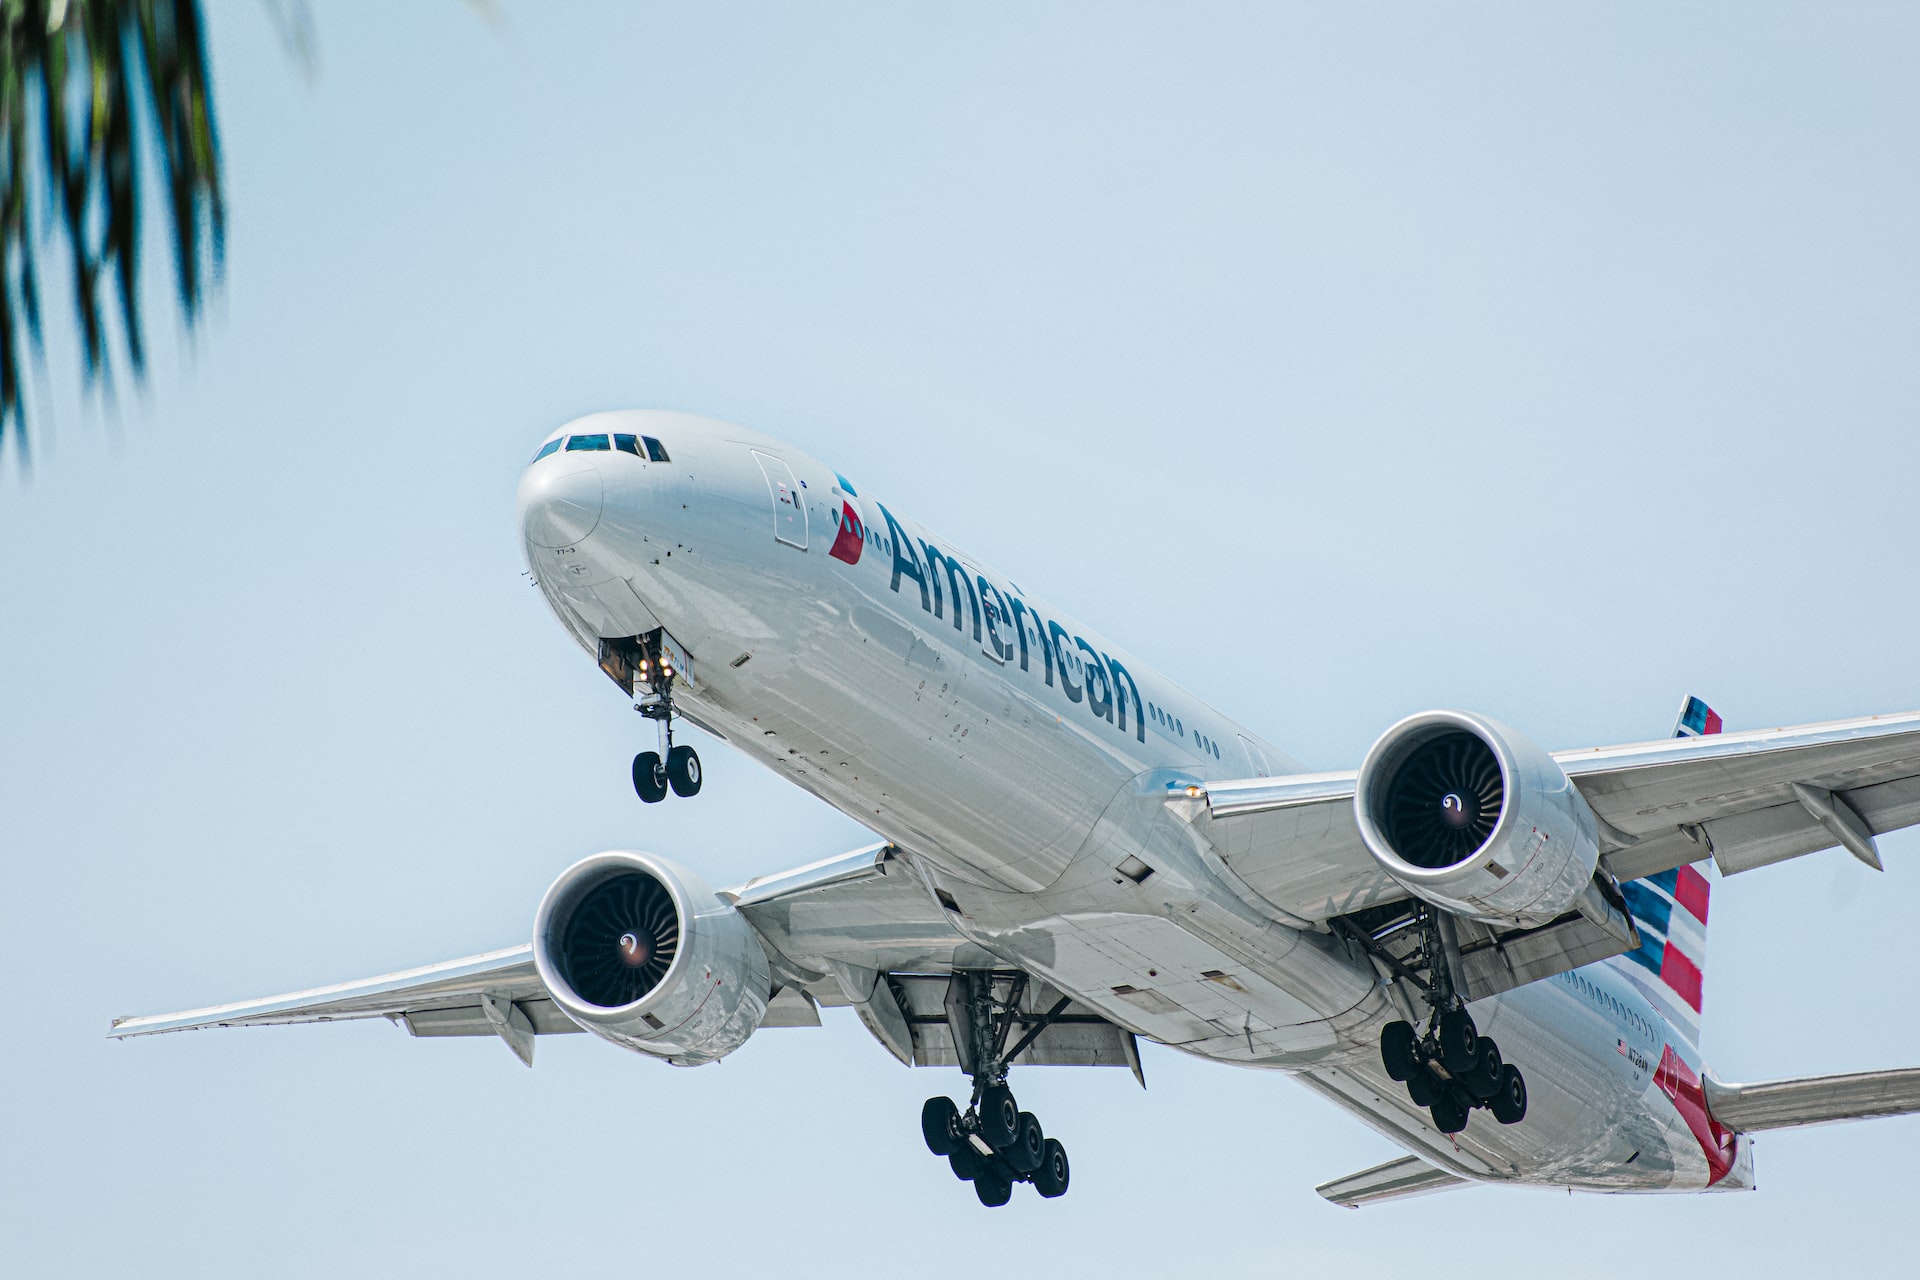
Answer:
top-left (842, 499), bottom-right (1146, 744)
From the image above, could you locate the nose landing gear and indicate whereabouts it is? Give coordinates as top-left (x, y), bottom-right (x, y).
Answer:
top-left (619, 632), bottom-right (701, 804)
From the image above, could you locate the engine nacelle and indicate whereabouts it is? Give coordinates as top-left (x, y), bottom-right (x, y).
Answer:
top-left (533, 851), bottom-right (771, 1065)
top-left (1353, 711), bottom-right (1600, 929)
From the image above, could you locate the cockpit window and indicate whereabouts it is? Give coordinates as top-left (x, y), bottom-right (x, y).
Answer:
top-left (614, 434), bottom-right (644, 456)
top-left (565, 434), bottom-right (611, 451)
top-left (530, 438), bottom-right (563, 463)
top-left (642, 436), bottom-right (670, 462)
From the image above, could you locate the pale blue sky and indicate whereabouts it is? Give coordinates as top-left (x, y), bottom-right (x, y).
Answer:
top-left (5, 3), bottom-right (1920, 1275)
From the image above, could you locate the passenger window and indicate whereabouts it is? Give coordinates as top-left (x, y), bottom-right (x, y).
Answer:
top-left (643, 436), bottom-right (670, 462)
top-left (566, 434), bottom-right (611, 451)
top-left (614, 434), bottom-right (644, 456)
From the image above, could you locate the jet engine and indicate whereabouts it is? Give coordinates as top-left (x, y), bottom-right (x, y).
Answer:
top-left (533, 851), bottom-right (771, 1065)
top-left (1353, 711), bottom-right (1600, 930)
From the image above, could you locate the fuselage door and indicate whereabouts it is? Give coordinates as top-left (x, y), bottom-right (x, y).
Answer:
top-left (751, 450), bottom-right (808, 551)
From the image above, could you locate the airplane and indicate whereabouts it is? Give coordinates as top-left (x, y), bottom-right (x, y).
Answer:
top-left (112, 409), bottom-right (1920, 1209)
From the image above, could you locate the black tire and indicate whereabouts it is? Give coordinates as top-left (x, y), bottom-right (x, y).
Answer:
top-left (948, 1146), bottom-right (979, 1182)
top-left (1406, 1065), bottom-right (1437, 1108)
top-left (921, 1096), bottom-right (962, 1156)
top-left (1006, 1111), bottom-right (1045, 1175)
top-left (974, 1170), bottom-right (1013, 1208)
top-left (1033, 1138), bottom-right (1070, 1198)
top-left (1380, 1020), bottom-right (1417, 1082)
top-left (1464, 1036), bottom-right (1503, 1100)
top-left (1438, 1008), bottom-right (1478, 1074)
top-left (632, 751), bottom-right (668, 803)
top-left (667, 744), bottom-right (702, 797)
top-left (1490, 1064), bottom-right (1528, 1125)
top-left (1431, 1094), bottom-right (1470, 1134)
top-left (979, 1084), bottom-right (1020, 1151)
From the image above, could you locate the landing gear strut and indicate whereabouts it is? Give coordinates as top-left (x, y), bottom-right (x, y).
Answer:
top-left (918, 972), bottom-right (1073, 1207)
top-left (625, 633), bottom-right (700, 804)
top-left (1342, 904), bottom-right (1528, 1134)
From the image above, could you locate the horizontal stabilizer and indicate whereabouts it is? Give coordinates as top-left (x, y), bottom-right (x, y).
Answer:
top-left (1316, 1154), bottom-right (1470, 1208)
top-left (1706, 1067), bottom-right (1920, 1132)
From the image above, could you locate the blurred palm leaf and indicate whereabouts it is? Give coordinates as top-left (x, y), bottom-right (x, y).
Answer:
top-left (2, 0), bottom-right (224, 463)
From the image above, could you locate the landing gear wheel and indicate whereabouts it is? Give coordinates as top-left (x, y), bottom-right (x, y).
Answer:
top-left (667, 744), bottom-right (702, 797)
top-left (632, 751), bottom-right (668, 803)
top-left (1463, 1036), bottom-right (1503, 1100)
top-left (1406, 1066), bottom-right (1437, 1108)
top-left (948, 1146), bottom-right (980, 1182)
top-left (1437, 1008), bottom-right (1479, 1074)
top-left (922, 1097), bottom-right (962, 1156)
top-left (973, 1169), bottom-right (1013, 1208)
top-left (1490, 1064), bottom-right (1528, 1125)
top-left (978, 1084), bottom-right (1020, 1151)
top-left (1431, 1093), bottom-right (1470, 1134)
top-left (1381, 1020), bottom-right (1417, 1081)
top-left (1006, 1111), bottom-right (1045, 1175)
top-left (1033, 1138), bottom-right (1070, 1198)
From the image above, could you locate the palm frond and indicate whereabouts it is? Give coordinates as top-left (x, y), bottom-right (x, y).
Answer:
top-left (1, 0), bottom-right (224, 465)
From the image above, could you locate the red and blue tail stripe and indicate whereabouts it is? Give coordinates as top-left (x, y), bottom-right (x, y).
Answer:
top-left (1621, 864), bottom-right (1710, 1021)
top-left (1615, 697), bottom-right (1720, 1049)
top-left (1674, 695), bottom-right (1723, 738)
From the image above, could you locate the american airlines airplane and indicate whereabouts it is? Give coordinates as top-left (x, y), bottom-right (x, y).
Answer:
top-left (113, 410), bottom-right (1920, 1208)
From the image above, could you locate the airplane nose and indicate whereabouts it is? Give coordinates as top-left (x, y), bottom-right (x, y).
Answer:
top-left (519, 455), bottom-right (603, 549)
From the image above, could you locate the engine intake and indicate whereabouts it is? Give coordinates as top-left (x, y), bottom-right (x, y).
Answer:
top-left (558, 870), bottom-right (681, 1007)
top-left (1355, 711), bottom-right (1599, 929)
top-left (534, 851), bottom-right (771, 1065)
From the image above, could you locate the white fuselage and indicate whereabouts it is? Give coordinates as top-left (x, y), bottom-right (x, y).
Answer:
top-left (516, 410), bottom-right (1751, 1195)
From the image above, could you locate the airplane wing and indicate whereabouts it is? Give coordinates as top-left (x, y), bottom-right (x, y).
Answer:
top-left (108, 840), bottom-right (1136, 1074)
top-left (107, 945), bottom-right (571, 1066)
top-left (107, 842), bottom-right (948, 1064)
top-left (1315, 1154), bottom-right (1471, 1208)
top-left (1187, 709), bottom-right (1920, 926)
top-left (1705, 1067), bottom-right (1920, 1133)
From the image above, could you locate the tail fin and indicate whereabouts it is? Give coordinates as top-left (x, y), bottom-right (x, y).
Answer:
top-left (1617, 697), bottom-right (1720, 1049)
top-left (1673, 694), bottom-right (1723, 738)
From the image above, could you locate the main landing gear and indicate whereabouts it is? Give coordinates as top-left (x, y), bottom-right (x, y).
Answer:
top-left (628, 636), bottom-right (700, 804)
top-left (1380, 1007), bottom-right (1527, 1134)
top-left (919, 973), bottom-right (1073, 1207)
top-left (1339, 903), bottom-right (1528, 1135)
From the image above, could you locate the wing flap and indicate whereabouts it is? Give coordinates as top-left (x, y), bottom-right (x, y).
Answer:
top-left (1706, 1067), bottom-right (1920, 1132)
top-left (1316, 1154), bottom-right (1471, 1208)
